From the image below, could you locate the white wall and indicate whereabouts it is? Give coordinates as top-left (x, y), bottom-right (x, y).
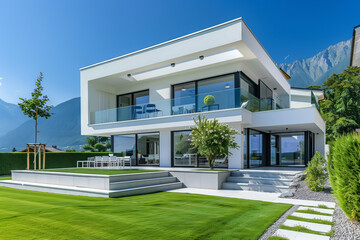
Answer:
top-left (228, 124), bottom-right (244, 169)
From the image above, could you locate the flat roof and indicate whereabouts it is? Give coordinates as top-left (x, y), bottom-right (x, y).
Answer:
top-left (80, 17), bottom-right (243, 71)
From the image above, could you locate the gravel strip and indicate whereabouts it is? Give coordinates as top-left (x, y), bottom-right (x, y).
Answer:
top-left (287, 178), bottom-right (360, 240)
top-left (289, 179), bottom-right (335, 202)
top-left (331, 204), bottom-right (360, 240)
top-left (258, 205), bottom-right (298, 240)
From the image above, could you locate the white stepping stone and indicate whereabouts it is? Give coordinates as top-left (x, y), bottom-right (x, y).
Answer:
top-left (298, 206), bottom-right (334, 215)
top-left (292, 212), bottom-right (333, 222)
top-left (274, 229), bottom-right (330, 240)
top-left (283, 219), bottom-right (332, 233)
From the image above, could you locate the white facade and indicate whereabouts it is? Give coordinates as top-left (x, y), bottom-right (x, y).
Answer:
top-left (290, 88), bottom-right (323, 109)
top-left (80, 18), bottom-right (326, 169)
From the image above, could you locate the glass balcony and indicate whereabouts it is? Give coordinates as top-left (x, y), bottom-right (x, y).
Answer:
top-left (90, 87), bottom-right (279, 124)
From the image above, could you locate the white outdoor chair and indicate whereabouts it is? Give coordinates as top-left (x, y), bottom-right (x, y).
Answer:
top-left (109, 156), bottom-right (118, 167)
top-left (240, 101), bottom-right (249, 109)
top-left (123, 156), bottom-right (132, 167)
top-left (95, 156), bottom-right (103, 167)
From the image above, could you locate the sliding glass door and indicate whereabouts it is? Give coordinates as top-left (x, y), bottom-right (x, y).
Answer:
top-left (117, 90), bottom-right (149, 121)
top-left (113, 132), bottom-right (160, 166)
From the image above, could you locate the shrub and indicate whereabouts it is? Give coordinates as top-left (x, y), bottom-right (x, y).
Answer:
top-left (305, 152), bottom-right (328, 191)
top-left (328, 133), bottom-right (360, 221)
top-left (203, 95), bottom-right (215, 105)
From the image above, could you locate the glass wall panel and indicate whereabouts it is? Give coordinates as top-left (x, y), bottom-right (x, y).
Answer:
top-left (117, 94), bottom-right (132, 121)
top-left (137, 133), bottom-right (160, 165)
top-left (259, 80), bottom-right (273, 111)
top-left (173, 131), bottom-right (197, 167)
top-left (134, 90), bottom-right (149, 105)
top-left (270, 135), bottom-right (278, 165)
top-left (173, 82), bottom-right (196, 115)
top-left (113, 135), bottom-right (136, 165)
top-left (280, 133), bottom-right (305, 166)
top-left (243, 129), bottom-right (248, 168)
top-left (249, 130), bottom-right (263, 167)
top-left (197, 75), bottom-right (235, 112)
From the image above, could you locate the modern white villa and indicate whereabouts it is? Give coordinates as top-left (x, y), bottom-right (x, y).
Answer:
top-left (80, 18), bottom-right (325, 169)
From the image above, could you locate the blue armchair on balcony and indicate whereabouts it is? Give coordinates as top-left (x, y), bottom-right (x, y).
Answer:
top-left (133, 105), bottom-right (144, 119)
top-left (145, 104), bottom-right (162, 117)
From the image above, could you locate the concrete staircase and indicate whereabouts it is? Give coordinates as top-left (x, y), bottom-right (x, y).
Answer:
top-left (222, 170), bottom-right (297, 193)
top-left (0, 171), bottom-right (183, 198)
top-left (109, 171), bottom-right (183, 198)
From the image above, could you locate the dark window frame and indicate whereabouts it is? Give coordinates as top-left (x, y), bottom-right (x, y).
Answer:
top-left (116, 89), bottom-right (150, 108)
top-left (112, 131), bottom-right (160, 166)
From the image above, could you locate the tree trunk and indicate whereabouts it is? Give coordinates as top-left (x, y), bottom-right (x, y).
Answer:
top-left (35, 107), bottom-right (38, 144)
top-left (208, 156), bottom-right (214, 169)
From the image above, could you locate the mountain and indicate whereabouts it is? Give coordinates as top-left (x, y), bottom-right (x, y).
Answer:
top-left (0, 99), bottom-right (27, 137)
top-left (278, 39), bottom-right (351, 88)
top-left (0, 97), bottom-right (86, 152)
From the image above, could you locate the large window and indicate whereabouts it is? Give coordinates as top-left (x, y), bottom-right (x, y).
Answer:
top-left (172, 130), bottom-right (228, 168)
top-left (113, 132), bottom-right (159, 166)
top-left (172, 82), bottom-right (196, 115)
top-left (137, 133), bottom-right (160, 165)
top-left (117, 90), bottom-right (149, 120)
top-left (196, 74), bottom-right (236, 112)
top-left (279, 133), bottom-right (305, 166)
top-left (113, 135), bottom-right (136, 165)
top-left (173, 131), bottom-right (197, 167)
top-left (249, 130), bottom-right (264, 167)
top-left (259, 80), bottom-right (273, 111)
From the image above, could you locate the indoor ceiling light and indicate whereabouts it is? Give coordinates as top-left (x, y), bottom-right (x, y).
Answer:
top-left (181, 88), bottom-right (186, 91)
top-left (225, 84), bottom-right (230, 88)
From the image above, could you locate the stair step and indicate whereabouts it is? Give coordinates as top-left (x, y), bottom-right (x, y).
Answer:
top-left (110, 177), bottom-right (177, 190)
top-left (230, 171), bottom-right (296, 180)
top-left (110, 182), bottom-right (183, 198)
top-left (222, 182), bottom-right (291, 193)
top-left (109, 171), bottom-right (170, 182)
top-left (226, 177), bottom-right (292, 186)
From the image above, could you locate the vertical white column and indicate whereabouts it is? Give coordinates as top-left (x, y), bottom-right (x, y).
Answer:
top-left (228, 124), bottom-right (244, 169)
top-left (314, 132), bottom-right (326, 156)
top-left (159, 129), bottom-right (171, 167)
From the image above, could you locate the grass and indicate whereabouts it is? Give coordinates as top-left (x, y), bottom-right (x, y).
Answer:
top-left (268, 236), bottom-right (289, 240)
top-left (295, 209), bottom-right (332, 216)
top-left (43, 168), bottom-right (161, 175)
top-left (279, 225), bottom-right (333, 236)
top-left (287, 215), bottom-right (333, 225)
top-left (0, 176), bottom-right (11, 180)
top-left (316, 204), bottom-right (335, 209)
top-left (0, 187), bottom-right (291, 240)
top-left (196, 169), bottom-right (230, 171)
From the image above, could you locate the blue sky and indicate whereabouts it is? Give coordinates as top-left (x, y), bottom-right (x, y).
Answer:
top-left (0, 0), bottom-right (359, 105)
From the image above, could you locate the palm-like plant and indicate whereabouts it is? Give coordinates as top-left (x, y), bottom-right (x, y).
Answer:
top-left (190, 115), bottom-right (239, 169)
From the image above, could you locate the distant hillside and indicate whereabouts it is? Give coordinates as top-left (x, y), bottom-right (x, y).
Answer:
top-left (278, 39), bottom-right (351, 88)
top-left (0, 99), bottom-right (27, 137)
top-left (0, 97), bottom-right (86, 152)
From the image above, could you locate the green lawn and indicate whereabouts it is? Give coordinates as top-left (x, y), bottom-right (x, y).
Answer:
top-left (0, 187), bottom-right (291, 240)
top-left (43, 168), bottom-right (161, 175)
top-left (0, 176), bottom-right (11, 180)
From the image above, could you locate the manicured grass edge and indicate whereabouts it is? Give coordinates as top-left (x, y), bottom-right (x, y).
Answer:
top-left (279, 225), bottom-right (334, 236)
top-left (287, 215), bottom-right (333, 225)
top-left (268, 236), bottom-right (289, 240)
top-left (316, 204), bottom-right (335, 210)
top-left (295, 209), bottom-right (332, 216)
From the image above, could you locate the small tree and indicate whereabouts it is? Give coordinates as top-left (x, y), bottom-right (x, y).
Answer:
top-left (305, 152), bottom-right (328, 191)
top-left (190, 115), bottom-right (239, 169)
top-left (18, 72), bottom-right (53, 143)
top-left (12, 147), bottom-right (17, 152)
top-left (82, 136), bottom-right (111, 152)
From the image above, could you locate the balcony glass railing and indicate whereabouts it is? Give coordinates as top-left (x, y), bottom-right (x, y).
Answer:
top-left (90, 87), bottom-right (281, 124)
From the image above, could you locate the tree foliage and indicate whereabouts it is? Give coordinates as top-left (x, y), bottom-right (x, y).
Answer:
top-left (18, 72), bottom-right (53, 143)
top-left (319, 66), bottom-right (360, 141)
top-left (190, 115), bottom-right (239, 169)
top-left (82, 136), bottom-right (111, 152)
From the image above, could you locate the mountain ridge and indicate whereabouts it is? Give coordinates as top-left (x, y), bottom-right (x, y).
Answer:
top-left (278, 39), bottom-right (351, 88)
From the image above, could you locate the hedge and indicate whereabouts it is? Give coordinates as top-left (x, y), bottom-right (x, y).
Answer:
top-left (328, 133), bottom-right (360, 221)
top-left (0, 152), bottom-right (113, 175)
